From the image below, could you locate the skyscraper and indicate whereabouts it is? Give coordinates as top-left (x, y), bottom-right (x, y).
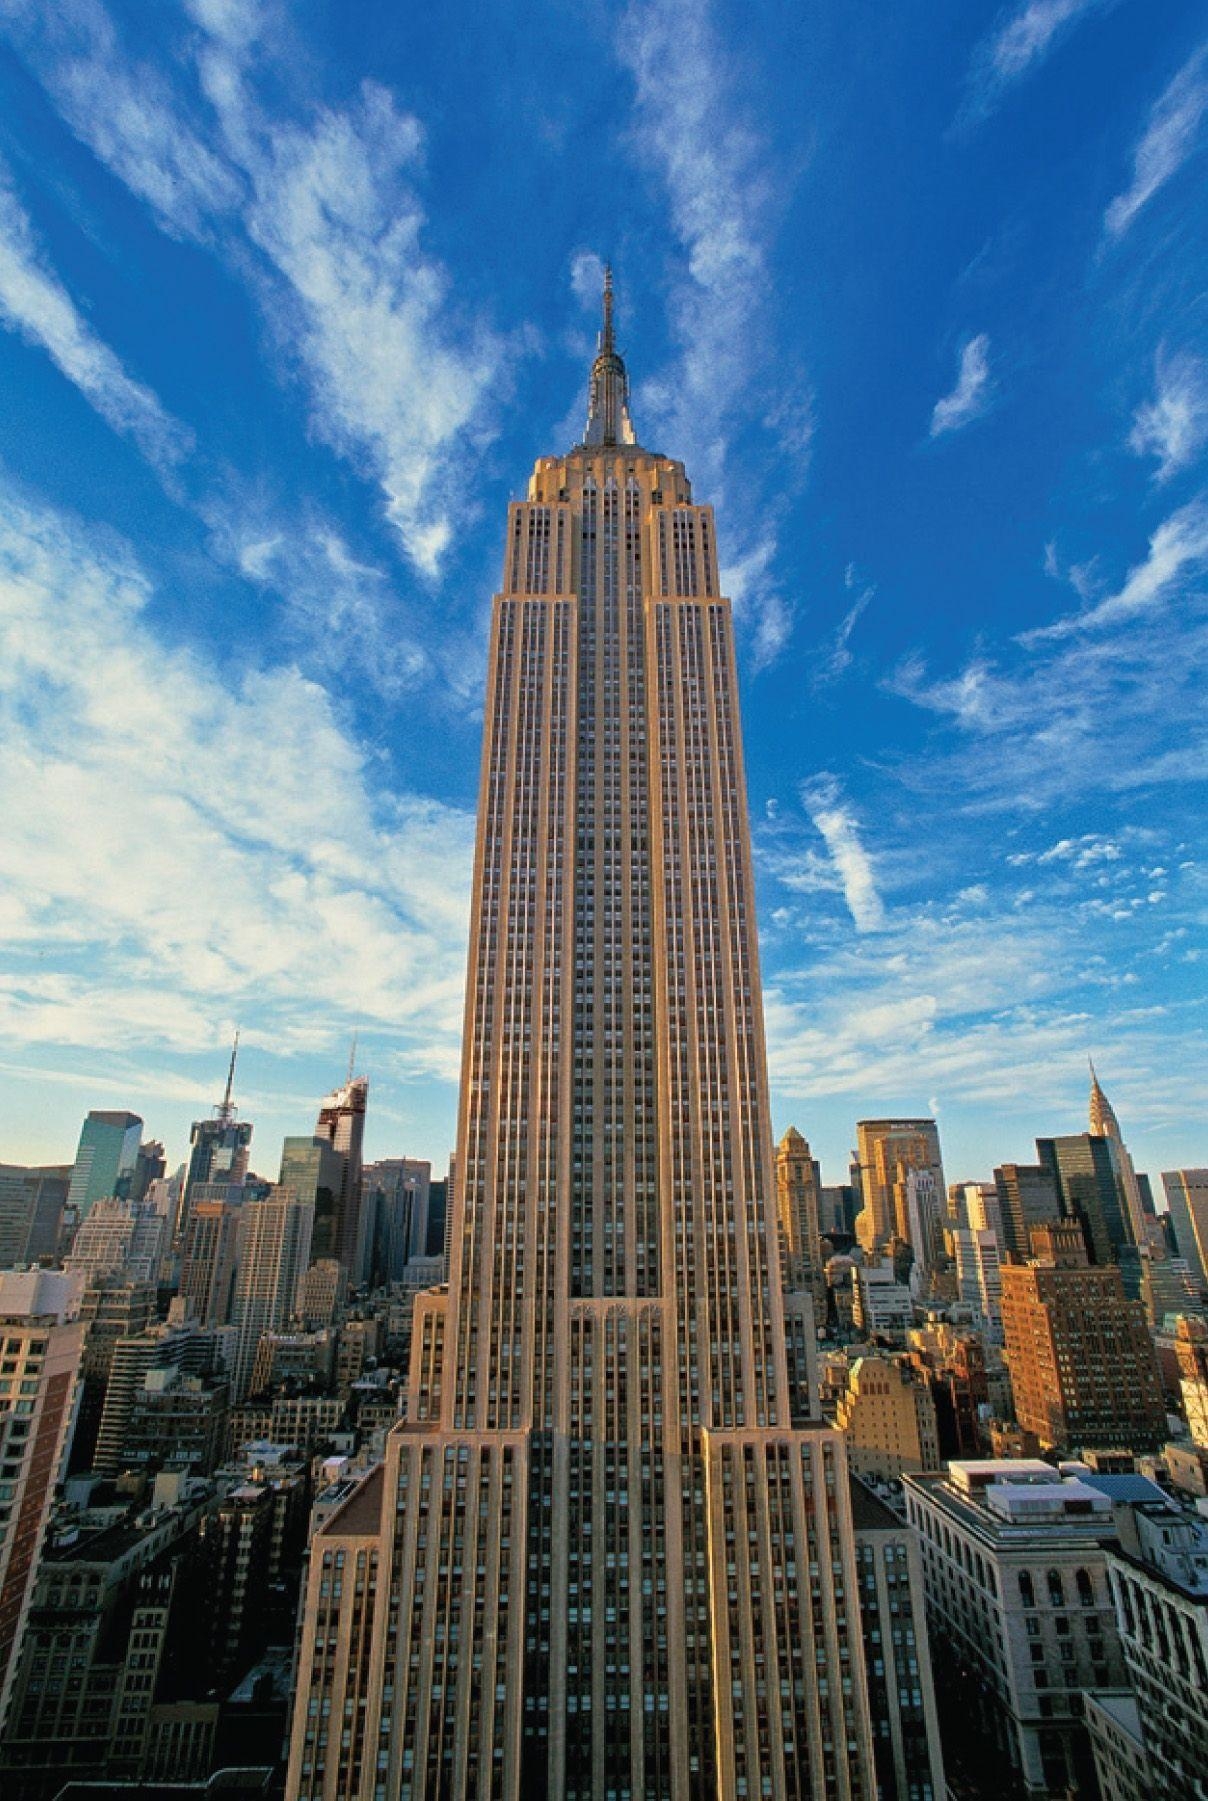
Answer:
top-left (65, 1111), bottom-right (143, 1220)
top-left (1087, 1061), bottom-right (1147, 1246)
top-left (854, 1119), bottom-right (944, 1259)
top-left (0, 1270), bottom-right (85, 1725)
top-left (774, 1126), bottom-right (823, 1299)
top-left (1000, 1228), bottom-right (1166, 1453)
top-left (1036, 1133), bottom-right (1133, 1265)
top-left (288, 274), bottom-right (874, 1799)
top-left (178, 1040), bottom-right (253, 1237)
top-left (228, 1187), bottom-right (314, 1401)
top-left (1162, 1169), bottom-right (1208, 1292)
top-left (311, 1073), bottom-right (369, 1285)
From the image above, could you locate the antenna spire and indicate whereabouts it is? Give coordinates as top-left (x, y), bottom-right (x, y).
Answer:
top-left (347, 1030), bottom-right (358, 1086)
top-left (218, 1029), bottom-right (239, 1122)
top-left (582, 262), bottom-right (637, 449)
top-left (601, 263), bottom-right (614, 354)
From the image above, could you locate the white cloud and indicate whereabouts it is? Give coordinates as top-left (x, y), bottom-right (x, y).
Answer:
top-left (2, 1), bottom-right (508, 577)
top-left (1022, 495), bottom-right (1208, 642)
top-left (1105, 44), bottom-right (1208, 238)
top-left (616, 0), bottom-right (808, 665)
top-left (0, 480), bottom-right (473, 1074)
top-left (1129, 348), bottom-right (1208, 482)
top-left (816, 565), bottom-right (875, 685)
top-left (960, 0), bottom-right (1114, 125)
top-left (570, 249), bottom-right (606, 309)
top-left (0, 159), bottom-right (191, 466)
top-left (930, 333), bottom-right (993, 437)
top-left (801, 776), bottom-right (886, 933)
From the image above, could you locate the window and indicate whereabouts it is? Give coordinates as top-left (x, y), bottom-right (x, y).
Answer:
top-left (1047, 1570), bottom-right (1065, 1608)
top-left (1019, 1572), bottom-right (1035, 1608)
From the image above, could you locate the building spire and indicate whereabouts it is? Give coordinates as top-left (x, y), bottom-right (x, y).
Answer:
top-left (347, 1029), bottom-right (359, 1086)
top-left (1088, 1056), bottom-right (1120, 1141)
top-left (582, 262), bottom-right (637, 449)
top-left (217, 1029), bottom-right (239, 1122)
top-left (600, 262), bottom-right (615, 355)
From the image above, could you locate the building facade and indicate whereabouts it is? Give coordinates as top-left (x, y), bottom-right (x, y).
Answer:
top-left (854, 1120), bottom-right (944, 1260)
top-left (903, 1460), bottom-right (1128, 1796)
top-left (1163, 1170), bottom-right (1208, 1294)
top-left (849, 1477), bottom-right (946, 1801)
top-left (1000, 1239), bottom-right (1166, 1453)
top-left (65, 1112), bottom-right (143, 1222)
top-left (0, 1271), bottom-right (85, 1726)
top-left (287, 275), bottom-right (876, 1800)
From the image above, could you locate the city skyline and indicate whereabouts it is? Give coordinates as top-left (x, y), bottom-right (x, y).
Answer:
top-left (1, 1), bottom-right (1207, 1184)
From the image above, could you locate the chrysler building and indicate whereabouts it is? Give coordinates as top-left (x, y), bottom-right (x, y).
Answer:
top-left (288, 274), bottom-right (875, 1801)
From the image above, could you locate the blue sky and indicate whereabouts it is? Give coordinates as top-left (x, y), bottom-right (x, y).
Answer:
top-left (0, 0), bottom-right (1205, 1192)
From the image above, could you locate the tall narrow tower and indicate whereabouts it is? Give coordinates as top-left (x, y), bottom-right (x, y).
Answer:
top-left (289, 277), bottom-right (873, 1801)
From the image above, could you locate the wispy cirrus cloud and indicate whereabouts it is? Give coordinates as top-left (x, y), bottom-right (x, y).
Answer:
top-left (1, 0), bottom-right (507, 577)
top-left (759, 807), bottom-right (1205, 1145)
top-left (930, 333), bottom-right (993, 437)
top-left (1022, 495), bottom-right (1208, 642)
top-left (0, 157), bottom-right (191, 467)
top-left (888, 498), bottom-right (1208, 811)
top-left (1129, 348), bottom-right (1208, 482)
top-left (815, 564), bottom-right (876, 686)
top-left (801, 775), bottom-right (886, 933)
top-left (0, 477), bottom-right (473, 1080)
top-left (615, 0), bottom-right (810, 668)
top-left (1105, 43), bottom-right (1208, 237)
top-left (959, 0), bottom-right (1116, 127)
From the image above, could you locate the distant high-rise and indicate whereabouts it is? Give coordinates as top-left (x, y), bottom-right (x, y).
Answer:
top-left (1000, 1230), bottom-right (1165, 1452)
top-left (314, 1074), bottom-right (369, 1284)
top-left (1162, 1169), bottom-right (1208, 1293)
top-left (66, 1111), bottom-right (143, 1220)
top-left (992, 1160), bottom-right (1063, 1262)
top-left (228, 1187), bottom-right (314, 1401)
top-left (177, 1039), bottom-right (252, 1253)
top-left (288, 272), bottom-right (874, 1799)
top-left (774, 1126), bottom-right (823, 1298)
top-left (854, 1119), bottom-right (944, 1258)
top-left (1087, 1061), bottom-right (1147, 1246)
top-left (0, 1164), bottom-right (71, 1269)
top-left (1036, 1133), bottom-right (1133, 1266)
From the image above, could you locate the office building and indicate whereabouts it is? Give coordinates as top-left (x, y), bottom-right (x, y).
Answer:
top-left (179, 1189), bottom-right (244, 1326)
top-left (1086, 1480), bottom-right (1208, 1800)
top-left (1037, 1134), bottom-right (1133, 1266)
top-left (1087, 1063), bottom-right (1148, 1247)
top-left (775, 1126), bottom-right (824, 1299)
top-left (1162, 1170), bottom-right (1208, 1293)
top-left (854, 1259), bottom-right (915, 1342)
top-left (903, 1460), bottom-right (1128, 1796)
top-left (93, 1319), bottom-right (219, 1476)
top-left (993, 1162), bottom-right (1063, 1264)
top-left (834, 1353), bottom-right (941, 1479)
top-left (953, 1224), bottom-right (1004, 1348)
top-left (1000, 1229), bottom-right (1166, 1453)
top-left (64, 1196), bottom-right (166, 1285)
top-left (0, 1165), bottom-right (71, 1269)
top-left (287, 272), bottom-right (875, 1800)
top-left (229, 1188), bottom-right (314, 1401)
top-left (855, 1119), bottom-right (944, 1259)
top-left (0, 1269), bottom-right (86, 1724)
top-left (313, 1075), bottom-right (369, 1285)
top-left (362, 1157), bottom-right (430, 1285)
top-left (180, 1041), bottom-right (253, 1224)
top-left (65, 1111), bottom-right (143, 1221)
top-left (849, 1477), bottom-right (946, 1801)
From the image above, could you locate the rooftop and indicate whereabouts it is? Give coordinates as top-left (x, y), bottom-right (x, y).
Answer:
top-left (316, 1461), bottom-right (384, 1539)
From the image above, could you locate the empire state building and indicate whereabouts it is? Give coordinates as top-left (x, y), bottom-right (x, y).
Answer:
top-left (288, 276), bottom-right (875, 1801)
